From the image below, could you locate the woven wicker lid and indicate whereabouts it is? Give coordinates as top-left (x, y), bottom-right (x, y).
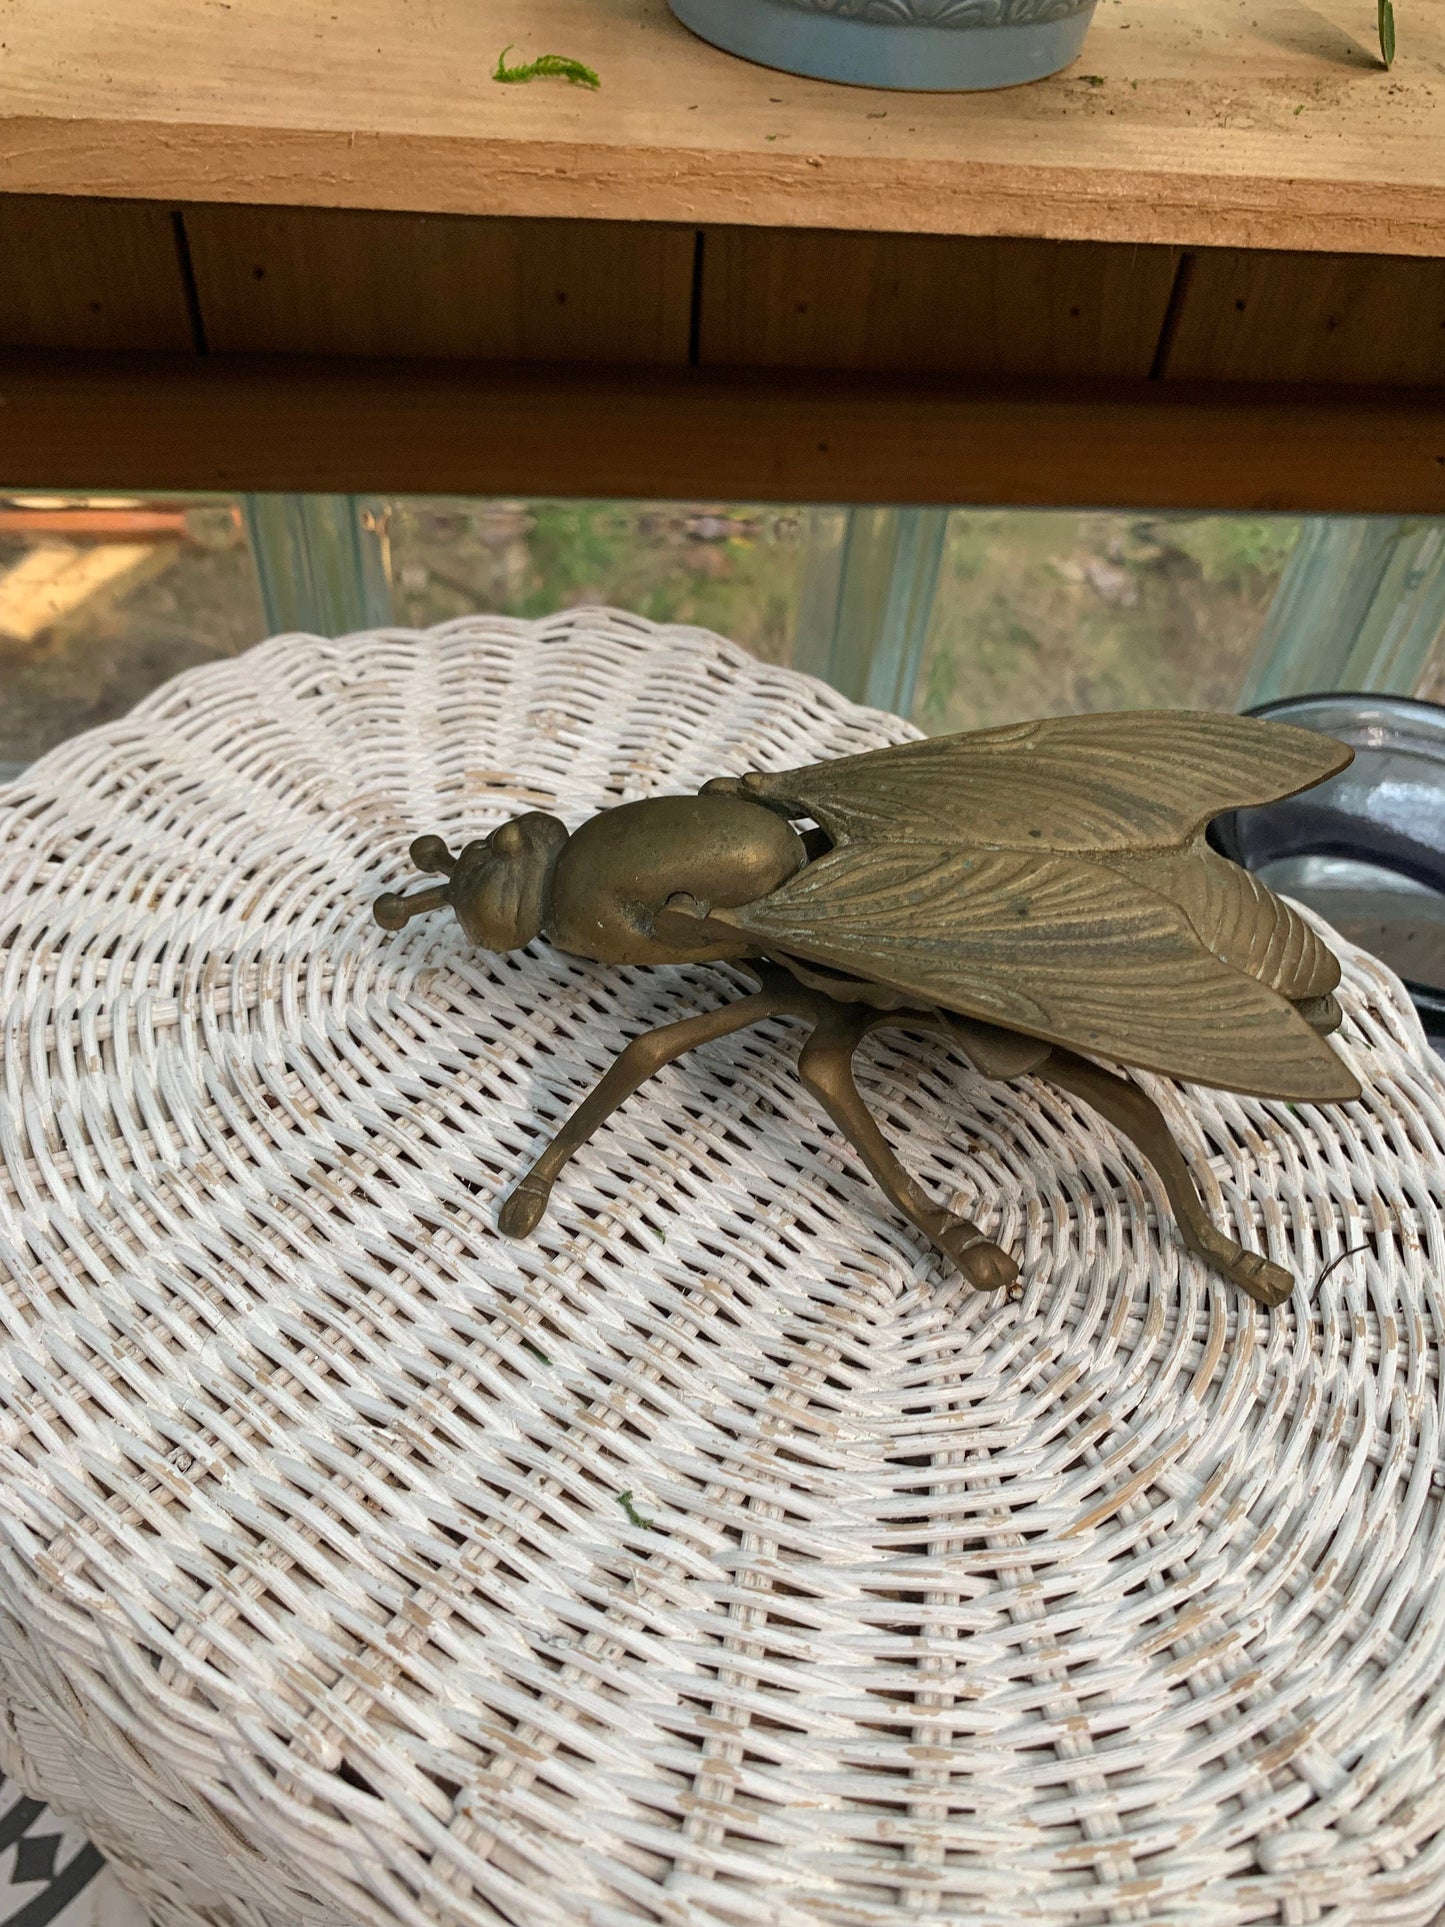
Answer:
top-left (0, 611), bottom-right (1442, 1927)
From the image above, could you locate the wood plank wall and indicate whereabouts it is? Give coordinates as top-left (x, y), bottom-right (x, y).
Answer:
top-left (3, 194), bottom-right (1444, 386)
top-left (695, 230), bottom-right (1181, 380)
top-left (180, 206), bottom-right (696, 363)
top-left (0, 196), bottom-right (194, 351)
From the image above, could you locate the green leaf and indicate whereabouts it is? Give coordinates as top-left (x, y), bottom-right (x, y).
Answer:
top-left (1378, 0), bottom-right (1395, 68)
top-left (494, 44), bottom-right (601, 88)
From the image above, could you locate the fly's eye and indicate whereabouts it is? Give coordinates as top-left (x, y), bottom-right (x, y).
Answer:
top-left (493, 821), bottom-right (525, 857)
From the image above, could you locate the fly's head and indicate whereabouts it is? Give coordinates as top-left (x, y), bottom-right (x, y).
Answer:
top-left (373, 813), bottom-right (570, 951)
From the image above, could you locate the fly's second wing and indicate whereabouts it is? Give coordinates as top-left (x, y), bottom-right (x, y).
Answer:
top-left (717, 711), bottom-right (1351, 853)
top-left (715, 843), bottom-right (1360, 1103)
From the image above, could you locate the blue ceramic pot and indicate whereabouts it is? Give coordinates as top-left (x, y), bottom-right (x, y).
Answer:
top-left (667, 0), bottom-right (1098, 90)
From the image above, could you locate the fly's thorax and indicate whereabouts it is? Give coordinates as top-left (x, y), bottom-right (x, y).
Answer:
top-left (547, 792), bottom-right (807, 965)
top-left (448, 813), bottom-right (570, 951)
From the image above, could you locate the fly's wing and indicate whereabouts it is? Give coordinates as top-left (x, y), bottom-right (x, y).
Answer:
top-left (1116, 843), bottom-right (1342, 1004)
top-left (720, 711), bottom-right (1351, 852)
top-left (716, 843), bottom-right (1360, 1103)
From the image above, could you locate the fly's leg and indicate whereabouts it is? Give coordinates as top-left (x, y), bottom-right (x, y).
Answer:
top-left (798, 1005), bottom-right (1019, 1294)
top-left (499, 986), bottom-right (803, 1238)
top-left (1040, 1047), bottom-right (1294, 1309)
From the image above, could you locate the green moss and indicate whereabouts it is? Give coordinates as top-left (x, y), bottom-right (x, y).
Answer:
top-left (616, 1489), bottom-right (656, 1531)
top-left (493, 45), bottom-right (600, 88)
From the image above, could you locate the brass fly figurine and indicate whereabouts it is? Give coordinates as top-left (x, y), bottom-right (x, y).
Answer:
top-left (373, 711), bottom-right (1360, 1307)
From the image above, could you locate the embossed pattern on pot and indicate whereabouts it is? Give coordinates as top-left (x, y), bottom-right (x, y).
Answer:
top-left (774, 0), bottom-right (1091, 25)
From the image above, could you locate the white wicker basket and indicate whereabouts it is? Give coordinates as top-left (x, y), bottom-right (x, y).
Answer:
top-left (0, 610), bottom-right (1442, 1927)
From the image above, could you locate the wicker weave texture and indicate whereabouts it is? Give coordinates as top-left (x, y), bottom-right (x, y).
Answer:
top-left (0, 611), bottom-right (1442, 1927)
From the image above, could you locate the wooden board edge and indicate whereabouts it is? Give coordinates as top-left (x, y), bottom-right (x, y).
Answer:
top-left (2, 124), bottom-right (1444, 258)
top-left (1, 352), bottom-right (1442, 514)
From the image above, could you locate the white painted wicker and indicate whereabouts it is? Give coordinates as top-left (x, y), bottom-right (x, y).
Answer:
top-left (0, 610), bottom-right (1442, 1927)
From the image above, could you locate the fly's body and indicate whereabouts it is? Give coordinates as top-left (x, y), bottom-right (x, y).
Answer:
top-left (374, 710), bottom-right (1359, 1306)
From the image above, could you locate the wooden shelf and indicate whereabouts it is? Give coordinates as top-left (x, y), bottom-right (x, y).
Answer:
top-left (4, 0), bottom-right (1442, 506)
top-left (2, 0), bottom-right (1443, 255)
top-left (5, 353), bottom-right (1443, 514)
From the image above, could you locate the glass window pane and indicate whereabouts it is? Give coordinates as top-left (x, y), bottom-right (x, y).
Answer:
top-left (5, 494), bottom-right (1440, 781)
top-left (912, 510), bottom-right (1304, 734)
top-left (0, 492), bottom-right (265, 774)
top-left (384, 498), bottom-right (811, 668)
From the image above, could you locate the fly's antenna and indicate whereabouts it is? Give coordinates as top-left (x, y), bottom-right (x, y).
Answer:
top-left (373, 884), bottom-right (451, 930)
top-left (409, 835), bottom-right (457, 875)
top-left (373, 835), bottom-right (457, 930)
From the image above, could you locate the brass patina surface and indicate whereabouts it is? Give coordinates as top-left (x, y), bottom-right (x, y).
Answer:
top-left (373, 711), bottom-right (1360, 1306)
